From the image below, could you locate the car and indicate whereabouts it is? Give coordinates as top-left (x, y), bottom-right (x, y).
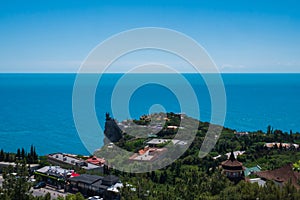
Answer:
top-left (29, 178), bottom-right (36, 183)
top-left (88, 196), bottom-right (103, 200)
top-left (33, 181), bottom-right (46, 189)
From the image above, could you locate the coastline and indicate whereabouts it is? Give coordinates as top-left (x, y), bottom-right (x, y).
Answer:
top-left (0, 73), bottom-right (299, 155)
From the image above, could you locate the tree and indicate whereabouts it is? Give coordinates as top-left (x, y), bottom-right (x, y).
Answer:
top-left (0, 149), bottom-right (4, 161)
top-left (4, 153), bottom-right (10, 162)
top-left (43, 193), bottom-right (51, 200)
top-left (21, 148), bottom-right (25, 160)
top-left (33, 146), bottom-right (38, 163)
top-left (75, 193), bottom-right (85, 200)
top-left (16, 148), bottom-right (21, 160)
top-left (267, 125), bottom-right (272, 135)
top-left (1, 160), bottom-right (32, 200)
top-left (28, 145), bottom-right (38, 164)
top-left (293, 160), bottom-right (300, 172)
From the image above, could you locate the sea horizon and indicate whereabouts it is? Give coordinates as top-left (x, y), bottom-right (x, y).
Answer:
top-left (0, 73), bottom-right (299, 155)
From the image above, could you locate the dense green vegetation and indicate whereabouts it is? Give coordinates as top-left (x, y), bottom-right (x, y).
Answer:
top-left (1, 113), bottom-right (300, 199)
top-left (118, 171), bottom-right (300, 200)
top-left (0, 160), bottom-right (86, 200)
top-left (99, 113), bottom-right (300, 199)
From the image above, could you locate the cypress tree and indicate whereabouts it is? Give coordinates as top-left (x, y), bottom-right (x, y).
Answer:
top-left (0, 149), bottom-right (4, 161)
top-left (16, 148), bottom-right (21, 160)
top-left (21, 148), bottom-right (25, 160)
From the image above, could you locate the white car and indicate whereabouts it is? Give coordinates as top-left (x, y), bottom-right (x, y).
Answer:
top-left (88, 196), bottom-right (103, 200)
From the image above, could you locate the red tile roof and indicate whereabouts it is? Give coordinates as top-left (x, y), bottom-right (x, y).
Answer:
top-left (86, 156), bottom-right (105, 165)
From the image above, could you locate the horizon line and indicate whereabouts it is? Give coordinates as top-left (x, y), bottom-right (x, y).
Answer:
top-left (1, 71), bottom-right (300, 74)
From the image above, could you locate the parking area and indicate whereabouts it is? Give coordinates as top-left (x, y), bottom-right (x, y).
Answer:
top-left (31, 186), bottom-right (68, 199)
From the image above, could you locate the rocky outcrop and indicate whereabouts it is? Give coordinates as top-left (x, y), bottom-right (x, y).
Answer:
top-left (103, 113), bottom-right (123, 144)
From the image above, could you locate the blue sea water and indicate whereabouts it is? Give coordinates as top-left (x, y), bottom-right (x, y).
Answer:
top-left (0, 73), bottom-right (299, 155)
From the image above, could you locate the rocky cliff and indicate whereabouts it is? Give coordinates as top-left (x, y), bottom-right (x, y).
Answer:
top-left (103, 113), bottom-right (123, 144)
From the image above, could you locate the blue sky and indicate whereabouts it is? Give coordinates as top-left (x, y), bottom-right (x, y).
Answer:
top-left (0, 0), bottom-right (299, 73)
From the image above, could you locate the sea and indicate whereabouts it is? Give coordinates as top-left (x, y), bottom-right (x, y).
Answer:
top-left (0, 73), bottom-right (299, 156)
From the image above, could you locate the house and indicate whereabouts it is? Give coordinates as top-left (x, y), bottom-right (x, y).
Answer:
top-left (0, 161), bottom-right (39, 173)
top-left (47, 153), bottom-right (103, 173)
top-left (244, 165), bottom-right (261, 176)
top-left (171, 140), bottom-right (187, 146)
top-left (221, 151), bottom-right (245, 183)
top-left (255, 163), bottom-right (300, 189)
top-left (167, 126), bottom-right (178, 129)
top-left (234, 131), bottom-right (249, 137)
top-left (264, 143), bottom-right (299, 149)
top-left (146, 139), bottom-right (187, 148)
top-left (34, 166), bottom-right (77, 190)
top-left (225, 151), bottom-right (245, 159)
top-left (129, 146), bottom-right (167, 162)
top-left (248, 178), bottom-right (266, 187)
top-left (146, 139), bottom-right (169, 147)
top-left (86, 156), bottom-right (106, 166)
top-left (67, 174), bottom-right (122, 199)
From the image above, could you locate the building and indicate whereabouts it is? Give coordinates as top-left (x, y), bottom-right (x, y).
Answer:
top-left (255, 163), bottom-right (300, 189)
top-left (244, 165), bottom-right (261, 176)
top-left (34, 166), bottom-right (78, 190)
top-left (221, 151), bottom-right (245, 183)
top-left (67, 174), bottom-right (122, 199)
top-left (146, 139), bottom-right (187, 148)
top-left (47, 153), bottom-right (103, 173)
top-left (171, 139), bottom-right (188, 146)
top-left (225, 151), bottom-right (245, 159)
top-left (264, 142), bottom-right (299, 149)
top-left (234, 131), bottom-right (249, 137)
top-left (86, 156), bottom-right (106, 166)
top-left (129, 146), bottom-right (167, 162)
top-left (0, 161), bottom-right (40, 173)
top-left (146, 139), bottom-right (169, 147)
top-left (248, 178), bottom-right (266, 187)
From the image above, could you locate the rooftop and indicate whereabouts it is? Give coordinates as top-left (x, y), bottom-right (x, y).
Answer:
top-left (244, 165), bottom-right (261, 176)
top-left (129, 147), bottom-right (167, 161)
top-left (225, 151), bottom-right (245, 159)
top-left (69, 174), bottom-right (121, 189)
top-left (86, 156), bottom-right (106, 166)
top-left (48, 153), bottom-right (101, 170)
top-left (264, 143), bottom-right (299, 149)
top-left (255, 163), bottom-right (300, 188)
top-left (146, 139), bottom-right (187, 146)
top-left (69, 174), bottom-right (103, 185)
top-left (0, 161), bottom-right (39, 168)
top-left (222, 151), bottom-right (244, 168)
top-left (146, 139), bottom-right (169, 145)
top-left (36, 166), bottom-right (74, 178)
top-left (249, 178), bottom-right (266, 187)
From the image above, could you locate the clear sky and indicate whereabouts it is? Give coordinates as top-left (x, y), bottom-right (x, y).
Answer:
top-left (0, 0), bottom-right (299, 73)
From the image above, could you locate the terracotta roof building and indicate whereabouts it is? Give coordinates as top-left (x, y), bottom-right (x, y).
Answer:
top-left (86, 156), bottom-right (106, 166)
top-left (47, 153), bottom-right (102, 173)
top-left (129, 146), bottom-right (167, 162)
top-left (221, 151), bottom-right (245, 183)
top-left (255, 163), bottom-right (300, 189)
